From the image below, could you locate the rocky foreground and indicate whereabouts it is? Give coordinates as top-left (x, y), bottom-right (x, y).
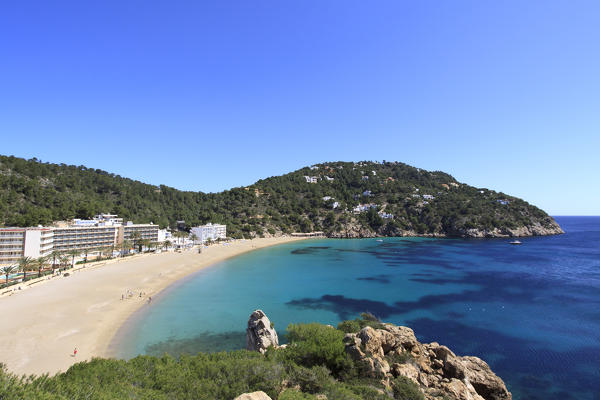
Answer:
top-left (243, 310), bottom-right (511, 400)
top-left (344, 325), bottom-right (511, 400)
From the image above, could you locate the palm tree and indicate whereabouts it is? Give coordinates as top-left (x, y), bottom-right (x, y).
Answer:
top-left (50, 250), bottom-right (62, 270)
top-left (130, 232), bottom-right (142, 252)
top-left (2, 265), bottom-right (18, 285)
top-left (66, 249), bottom-right (81, 268)
top-left (34, 255), bottom-right (50, 277)
top-left (59, 254), bottom-right (70, 271)
top-left (121, 240), bottom-right (132, 257)
top-left (163, 240), bottom-right (172, 251)
top-left (18, 257), bottom-right (35, 281)
top-left (174, 231), bottom-right (187, 248)
top-left (104, 246), bottom-right (114, 258)
top-left (140, 239), bottom-right (151, 253)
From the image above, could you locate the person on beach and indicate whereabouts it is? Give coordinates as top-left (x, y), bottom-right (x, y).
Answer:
top-left (148, 296), bottom-right (152, 304)
top-left (73, 347), bottom-right (77, 357)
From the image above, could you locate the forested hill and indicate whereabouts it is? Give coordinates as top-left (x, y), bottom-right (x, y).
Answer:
top-left (0, 155), bottom-right (562, 238)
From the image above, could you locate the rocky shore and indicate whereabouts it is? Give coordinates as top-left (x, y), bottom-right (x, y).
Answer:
top-left (244, 310), bottom-right (512, 400)
top-left (327, 219), bottom-right (563, 239)
top-left (344, 325), bottom-right (511, 400)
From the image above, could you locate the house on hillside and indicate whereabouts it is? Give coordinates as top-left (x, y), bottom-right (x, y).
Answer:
top-left (378, 211), bottom-right (394, 219)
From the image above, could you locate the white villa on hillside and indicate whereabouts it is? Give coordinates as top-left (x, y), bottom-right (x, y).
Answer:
top-left (304, 176), bottom-right (318, 183)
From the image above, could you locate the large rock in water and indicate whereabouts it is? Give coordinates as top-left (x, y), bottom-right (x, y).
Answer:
top-left (246, 310), bottom-right (279, 353)
top-left (344, 325), bottom-right (512, 400)
top-left (234, 391), bottom-right (272, 400)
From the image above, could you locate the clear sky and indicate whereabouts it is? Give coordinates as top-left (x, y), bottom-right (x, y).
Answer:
top-left (1, 1), bottom-right (598, 215)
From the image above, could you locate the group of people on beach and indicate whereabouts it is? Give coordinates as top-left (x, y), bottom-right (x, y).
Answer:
top-left (120, 289), bottom-right (151, 303)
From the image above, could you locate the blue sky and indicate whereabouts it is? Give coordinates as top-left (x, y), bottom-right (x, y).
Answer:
top-left (1, 1), bottom-right (598, 215)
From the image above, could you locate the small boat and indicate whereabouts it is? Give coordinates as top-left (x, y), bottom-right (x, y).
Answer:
top-left (509, 240), bottom-right (522, 245)
top-left (376, 239), bottom-right (383, 242)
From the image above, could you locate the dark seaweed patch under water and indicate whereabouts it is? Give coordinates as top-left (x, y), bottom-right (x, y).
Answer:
top-left (145, 331), bottom-right (246, 356)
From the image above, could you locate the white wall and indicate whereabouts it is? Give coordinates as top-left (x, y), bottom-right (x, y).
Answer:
top-left (23, 230), bottom-right (42, 258)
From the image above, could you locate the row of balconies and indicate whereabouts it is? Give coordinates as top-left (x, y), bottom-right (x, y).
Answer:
top-left (54, 240), bottom-right (115, 245)
top-left (0, 246), bottom-right (25, 250)
top-left (55, 236), bottom-right (114, 240)
top-left (0, 240), bottom-right (24, 244)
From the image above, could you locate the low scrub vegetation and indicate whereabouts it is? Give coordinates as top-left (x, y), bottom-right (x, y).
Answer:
top-left (0, 317), bottom-right (423, 400)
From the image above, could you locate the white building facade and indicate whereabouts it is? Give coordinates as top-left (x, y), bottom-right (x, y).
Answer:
top-left (0, 214), bottom-right (160, 265)
top-left (190, 223), bottom-right (227, 244)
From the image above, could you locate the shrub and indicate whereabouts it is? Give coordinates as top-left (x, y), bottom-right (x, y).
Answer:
top-left (391, 376), bottom-right (424, 400)
top-left (279, 389), bottom-right (318, 400)
top-left (336, 313), bottom-right (385, 333)
top-left (284, 323), bottom-right (353, 377)
top-left (337, 319), bottom-right (361, 333)
top-left (285, 365), bottom-right (331, 394)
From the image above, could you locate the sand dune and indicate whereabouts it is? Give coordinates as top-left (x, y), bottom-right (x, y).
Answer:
top-left (0, 237), bottom-right (303, 376)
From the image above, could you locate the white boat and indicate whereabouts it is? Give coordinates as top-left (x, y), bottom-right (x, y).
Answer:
top-left (509, 240), bottom-right (522, 245)
top-left (376, 239), bottom-right (383, 242)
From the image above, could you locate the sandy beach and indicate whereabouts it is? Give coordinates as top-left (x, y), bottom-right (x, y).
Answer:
top-left (0, 236), bottom-right (304, 376)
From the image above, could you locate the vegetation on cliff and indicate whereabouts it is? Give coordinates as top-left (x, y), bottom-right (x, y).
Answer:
top-left (0, 155), bottom-right (560, 237)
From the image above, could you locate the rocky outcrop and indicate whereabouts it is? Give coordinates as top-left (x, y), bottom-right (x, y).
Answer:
top-left (234, 391), bottom-right (272, 400)
top-left (246, 310), bottom-right (279, 354)
top-left (327, 219), bottom-right (563, 239)
top-left (459, 221), bottom-right (564, 238)
top-left (325, 210), bottom-right (564, 239)
top-left (344, 325), bottom-right (511, 400)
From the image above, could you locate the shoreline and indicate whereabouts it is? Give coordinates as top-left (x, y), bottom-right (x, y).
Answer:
top-left (0, 236), bottom-right (306, 376)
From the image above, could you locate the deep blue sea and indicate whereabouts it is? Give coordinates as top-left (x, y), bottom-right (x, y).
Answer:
top-left (114, 216), bottom-right (600, 400)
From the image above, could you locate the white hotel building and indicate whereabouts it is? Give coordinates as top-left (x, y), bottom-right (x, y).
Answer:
top-left (0, 227), bottom-right (54, 265)
top-left (0, 214), bottom-right (160, 266)
top-left (190, 223), bottom-right (227, 244)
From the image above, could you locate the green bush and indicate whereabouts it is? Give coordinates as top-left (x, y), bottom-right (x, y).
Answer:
top-left (392, 376), bottom-right (424, 400)
top-left (285, 365), bottom-right (331, 394)
top-left (284, 323), bottom-right (354, 377)
top-left (337, 319), bottom-right (361, 333)
top-left (337, 313), bottom-right (385, 333)
top-left (279, 389), bottom-right (318, 400)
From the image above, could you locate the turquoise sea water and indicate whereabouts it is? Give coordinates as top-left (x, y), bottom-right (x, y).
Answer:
top-left (114, 217), bottom-right (600, 400)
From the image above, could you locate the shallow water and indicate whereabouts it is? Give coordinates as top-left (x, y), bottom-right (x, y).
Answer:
top-left (114, 216), bottom-right (600, 400)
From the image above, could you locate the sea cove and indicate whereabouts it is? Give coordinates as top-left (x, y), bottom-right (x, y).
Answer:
top-left (114, 217), bottom-right (600, 400)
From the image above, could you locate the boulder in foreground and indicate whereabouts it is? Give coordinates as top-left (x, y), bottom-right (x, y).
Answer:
top-left (246, 309), bottom-right (279, 353)
top-left (234, 391), bottom-right (272, 400)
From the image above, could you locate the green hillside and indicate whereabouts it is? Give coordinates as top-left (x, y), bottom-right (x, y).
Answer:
top-left (0, 155), bottom-right (562, 238)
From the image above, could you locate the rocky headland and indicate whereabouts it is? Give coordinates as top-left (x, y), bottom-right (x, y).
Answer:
top-left (344, 325), bottom-right (511, 400)
top-left (245, 310), bottom-right (511, 400)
